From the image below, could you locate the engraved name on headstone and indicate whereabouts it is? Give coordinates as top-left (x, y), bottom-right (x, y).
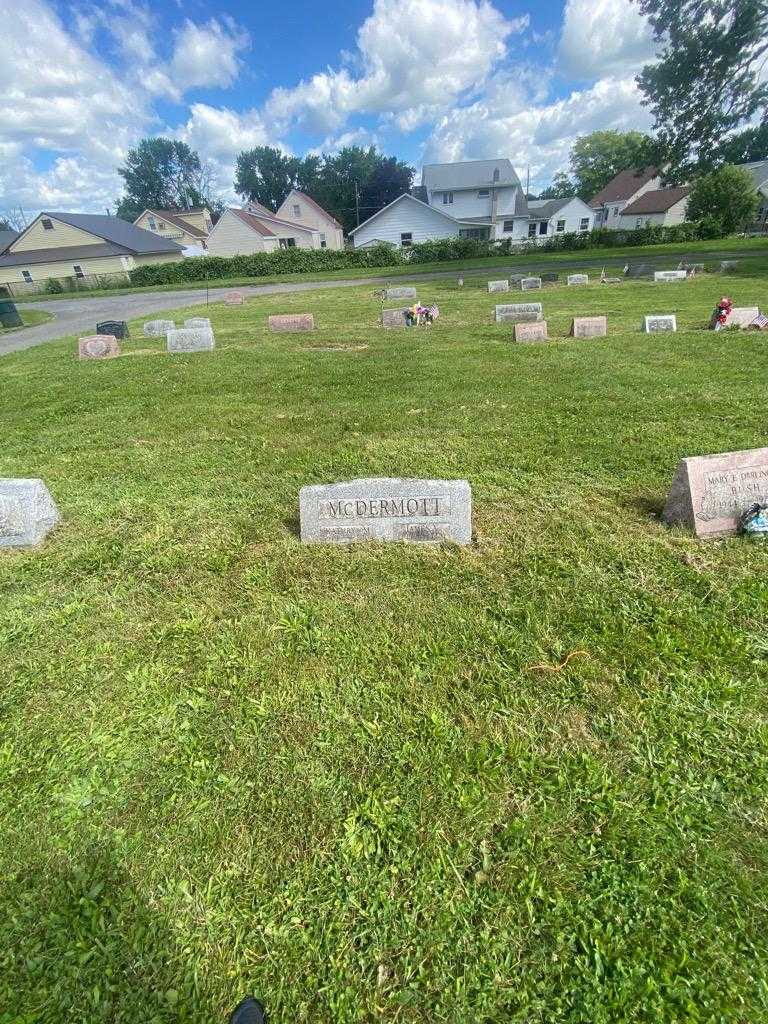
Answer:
top-left (184, 318), bottom-right (211, 329)
top-left (381, 308), bottom-right (407, 328)
top-left (571, 316), bottom-right (607, 338)
top-left (385, 286), bottom-right (417, 299)
top-left (143, 320), bottom-right (175, 337)
top-left (644, 315), bottom-right (677, 333)
top-left (521, 277), bottom-right (542, 291)
top-left (495, 302), bottom-right (543, 324)
top-left (96, 320), bottom-right (128, 339)
top-left (514, 321), bottom-right (549, 342)
top-left (488, 280), bottom-right (510, 293)
top-left (268, 314), bottom-right (315, 332)
top-left (654, 270), bottom-right (687, 282)
top-left (567, 274), bottom-right (589, 286)
top-left (166, 327), bottom-right (215, 352)
top-left (300, 478), bottom-right (472, 545)
top-left (663, 447), bottom-right (768, 538)
top-left (78, 335), bottom-right (120, 359)
top-left (225, 291), bottom-right (245, 305)
top-left (0, 479), bottom-right (60, 548)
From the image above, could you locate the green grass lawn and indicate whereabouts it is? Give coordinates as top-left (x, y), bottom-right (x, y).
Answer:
top-left (14, 234), bottom-right (768, 303)
top-left (0, 308), bottom-right (54, 333)
top-left (2, 266), bottom-right (768, 1023)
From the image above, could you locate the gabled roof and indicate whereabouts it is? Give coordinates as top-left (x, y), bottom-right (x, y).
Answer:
top-left (590, 167), bottom-right (660, 207)
top-left (621, 186), bottom-right (690, 215)
top-left (236, 206), bottom-right (318, 236)
top-left (527, 198), bottom-right (571, 218)
top-left (0, 242), bottom-right (133, 268)
top-left (348, 192), bottom-right (489, 235)
top-left (140, 209), bottom-right (209, 239)
top-left (228, 208), bottom-right (277, 237)
top-left (422, 159), bottom-right (521, 192)
top-left (246, 199), bottom-right (277, 217)
top-left (0, 229), bottom-right (18, 253)
top-left (738, 159), bottom-right (768, 192)
top-left (284, 190), bottom-right (343, 230)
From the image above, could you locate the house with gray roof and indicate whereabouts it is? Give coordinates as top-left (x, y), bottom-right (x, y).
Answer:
top-left (738, 159), bottom-right (768, 232)
top-left (0, 212), bottom-right (183, 295)
top-left (527, 197), bottom-right (595, 239)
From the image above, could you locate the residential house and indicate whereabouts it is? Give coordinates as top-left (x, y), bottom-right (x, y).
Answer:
top-left (275, 190), bottom-right (344, 249)
top-left (0, 229), bottom-right (19, 253)
top-left (526, 197), bottom-right (595, 239)
top-left (738, 159), bottom-right (768, 232)
top-left (617, 187), bottom-right (690, 229)
top-left (206, 207), bottom-right (322, 256)
top-left (589, 167), bottom-right (662, 227)
top-left (350, 159), bottom-right (531, 248)
top-left (134, 207), bottom-right (213, 249)
top-left (0, 212), bottom-right (184, 295)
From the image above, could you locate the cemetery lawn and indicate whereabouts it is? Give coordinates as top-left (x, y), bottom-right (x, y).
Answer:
top-left (3, 264), bottom-right (768, 1023)
top-left (0, 308), bottom-right (53, 333)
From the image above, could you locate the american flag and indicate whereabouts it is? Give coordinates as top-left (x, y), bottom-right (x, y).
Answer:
top-left (752, 313), bottom-right (768, 329)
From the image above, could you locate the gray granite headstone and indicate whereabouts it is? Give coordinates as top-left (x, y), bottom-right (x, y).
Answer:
top-left (96, 320), bottom-right (128, 339)
top-left (381, 308), bottom-right (408, 328)
top-left (654, 270), bottom-right (687, 282)
top-left (541, 272), bottom-right (559, 283)
top-left (720, 260), bottom-right (739, 272)
top-left (184, 317), bottom-right (211, 329)
top-left (0, 479), bottom-right (60, 548)
top-left (495, 302), bottom-right (543, 324)
top-left (268, 314), bottom-right (315, 332)
top-left (644, 315), bottom-right (677, 333)
top-left (143, 319), bottom-right (175, 337)
top-left (567, 274), bottom-right (589, 286)
top-left (300, 478), bottom-right (472, 544)
top-left (520, 277), bottom-right (542, 291)
top-left (488, 280), bottom-right (509, 293)
top-left (514, 321), bottom-right (548, 342)
top-left (385, 286), bottom-right (417, 299)
top-left (663, 446), bottom-right (768, 538)
top-left (624, 264), bottom-right (654, 279)
top-left (166, 327), bottom-right (215, 352)
top-left (78, 334), bottom-right (120, 359)
top-left (571, 316), bottom-right (607, 338)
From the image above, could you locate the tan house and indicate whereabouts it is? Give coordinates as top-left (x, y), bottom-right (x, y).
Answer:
top-left (617, 187), bottom-right (691, 229)
top-left (275, 190), bottom-right (344, 249)
top-left (0, 212), bottom-right (184, 295)
top-left (590, 167), bottom-right (662, 228)
top-left (133, 207), bottom-right (213, 248)
top-left (206, 207), bottom-right (322, 257)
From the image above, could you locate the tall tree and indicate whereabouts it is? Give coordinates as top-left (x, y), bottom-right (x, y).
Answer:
top-left (116, 138), bottom-right (216, 221)
top-left (715, 123), bottom-right (768, 165)
top-left (359, 156), bottom-right (414, 223)
top-left (311, 147), bottom-right (413, 234)
top-left (569, 131), bottom-right (654, 201)
top-left (686, 164), bottom-right (759, 232)
top-left (537, 171), bottom-right (575, 199)
top-left (634, 0), bottom-right (768, 179)
top-left (233, 148), bottom-right (322, 211)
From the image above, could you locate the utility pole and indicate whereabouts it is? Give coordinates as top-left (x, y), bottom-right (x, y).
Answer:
top-left (526, 166), bottom-right (530, 197)
top-left (354, 181), bottom-right (360, 227)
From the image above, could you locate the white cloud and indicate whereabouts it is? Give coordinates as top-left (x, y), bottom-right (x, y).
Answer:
top-left (170, 18), bottom-right (250, 94)
top-left (558, 0), bottom-right (656, 79)
top-left (265, 0), bottom-right (525, 134)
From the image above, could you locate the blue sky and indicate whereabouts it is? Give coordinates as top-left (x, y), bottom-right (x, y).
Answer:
top-left (1, 0), bottom-right (657, 216)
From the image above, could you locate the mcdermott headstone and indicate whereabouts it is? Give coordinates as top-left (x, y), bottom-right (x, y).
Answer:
top-left (514, 321), bottom-right (548, 342)
top-left (299, 478), bottom-right (472, 545)
top-left (663, 446), bottom-right (768, 538)
top-left (96, 320), bottom-right (129, 339)
top-left (381, 308), bottom-right (407, 328)
top-left (78, 334), bottom-right (120, 359)
top-left (185, 317), bottom-right (211, 329)
top-left (644, 315), bottom-right (677, 333)
top-left (268, 313), bottom-right (315, 332)
top-left (495, 302), bottom-right (543, 324)
top-left (567, 274), bottom-right (589, 286)
top-left (521, 277), bottom-right (542, 291)
top-left (571, 316), bottom-right (607, 338)
top-left (225, 291), bottom-right (245, 305)
top-left (143, 319), bottom-right (175, 336)
top-left (488, 280), bottom-right (509, 293)
top-left (385, 286), bottom-right (417, 300)
top-left (166, 327), bottom-right (215, 353)
top-left (0, 479), bottom-right (60, 548)
top-left (654, 270), bottom-right (687, 283)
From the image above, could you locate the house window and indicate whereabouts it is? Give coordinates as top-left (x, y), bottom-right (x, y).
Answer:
top-left (538, 221), bottom-right (548, 235)
top-left (556, 219), bottom-right (566, 232)
top-left (459, 228), bottom-right (489, 239)
top-left (528, 222), bottom-right (537, 238)
top-left (320, 233), bottom-right (327, 248)
top-left (478, 189), bottom-right (490, 198)
top-left (503, 219), bottom-right (515, 232)
top-left (400, 232), bottom-right (413, 247)
top-left (41, 218), bottom-right (54, 231)
top-left (148, 216), bottom-right (157, 230)
top-left (293, 204), bottom-right (301, 217)
top-left (442, 191), bottom-right (453, 205)
top-left (613, 207), bottom-right (619, 217)
top-left (157, 221), bottom-right (165, 230)
top-left (73, 264), bottom-right (85, 279)
top-left (580, 217), bottom-right (589, 231)
top-left (493, 169), bottom-right (500, 182)
top-left (279, 237), bottom-right (297, 248)
top-left (636, 218), bottom-right (643, 228)
top-left (21, 270), bottom-right (33, 283)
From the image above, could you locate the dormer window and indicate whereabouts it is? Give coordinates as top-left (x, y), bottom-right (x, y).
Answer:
top-left (41, 218), bottom-right (54, 231)
top-left (148, 216), bottom-right (157, 230)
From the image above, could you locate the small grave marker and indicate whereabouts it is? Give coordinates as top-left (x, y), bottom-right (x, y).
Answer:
top-left (663, 446), bottom-right (768, 538)
top-left (381, 308), bottom-right (407, 328)
top-left (720, 260), bottom-right (739, 272)
top-left (521, 277), bottom-right (542, 291)
top-left (541, 272), bottom-right (559, 283)
top-left (78, 335), bottom-right (120, 359)
top-left (299, 478), bottom-right (472, 545)
top-left (385, 286), bottom-right (417, 299)
top-left (654, 270), bottom-right (687, 282)
top-left (514, 321), bottom-right (548, 342)
top-left (96, 320), bottom-right (128, 339)
top-left (184, 318), bottom-right (211, 329)
top-left (225, 291), bottom-right (245, 305)
top-left (488, 280), bottom-right (509, 293)
top-left (567, 274), bottom-right (589, 286)
top-left (728, 307), bottom-right (761, 328)
top-left (166, 327), bottom-right (215, 353)
top-left (624, 264), bottom-right (654, 279)
top-left (495, 303), bottom-right (543, 324)
top-left (268, 314), bottom-right (315, 332)
top-left (143, 319), bottom-right (175, 336)
top-left (644, 315), bottom-right (677, 333)
top-left (0, 479), bottom-right (60, 548)
top-left (571, 316), bottom-right (607, 338)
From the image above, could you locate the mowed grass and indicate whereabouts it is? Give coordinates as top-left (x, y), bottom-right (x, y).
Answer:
top-left (2, 265), bottom-right (768, 1023)
top-left (0, 308), bottom-right (53, 334)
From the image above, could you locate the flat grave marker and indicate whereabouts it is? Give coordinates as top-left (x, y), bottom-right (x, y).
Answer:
top-left (0, 479), bottom-right (60, 548)
top-left (96, 320), bottom-right (128, 339)
top-left (729, 306), bottom-right (761, 328)
top-left (385, 286), bottom-right (417, 299)
top-left (644, 315), bottom-right (677, 333)
top-left (571, 316), bottom-right (607, 338)
top-left (184, 317), bottom-right (211, 329)
top-left (720, 260), bottom-right (739, 272)
top-left (567, 274), bottom-right (589, 286)
top-left (143, 319), bottom-right (175, 336)
top-left (225, 291), bottom-right (245, 305)
top-left (514, 321), bottom-right (548, 342)
top-left (300, 478), bottom-right (472, 545)
top-left (663, 446), bottom-right (768, 538)
top-left (268, 313), bottom-right (315, 333)
top-left (541, 272), bottom-right (559, 283)
top-left (654, 270), bottom-right (688, 283)
top-left (495, 302), bottom-right (543, 324)
top-left (624, 263), bottom-right (655, 279)
top-left (166, 327), bottom-right (215, 353)
top-left (488, 280), bottom-right (509, 293)
top-left (78, 334), bottom-right (120, 359)
top-left (381, 308), bottom-right (407, 328)
top-left (521, 277), bottom-right (542, 291)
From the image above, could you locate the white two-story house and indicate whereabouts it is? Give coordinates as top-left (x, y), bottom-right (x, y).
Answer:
top-left (349, 159), bottom-right (532, 248)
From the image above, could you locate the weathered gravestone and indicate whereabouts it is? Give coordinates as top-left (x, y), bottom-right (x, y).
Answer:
top-left (521, 277), bottom-right (542, 291)
top-left (385, 286), bottom-right (417, 299)
top-left (78, 334), bottom-right (120, 359)
top-left (0, 299), bottom-right (22, 329)
top-left (514, 321), bottom-right (548, 342)
top-left (143, 319), bottom-right (175, 336)
top-left (541, 272), bottom-right (559, 283)
top-left (728, 307), bottom-right (760, 328)
top-left (457, 277), bottom-right (464, 288)
top-left (225, 291), bottom-right (245, 305)
top-left (268, 313), bottom-right (315, 332)
top-left (508, 274), bottom-right (527, 284)
top-left (663, 446), bottom-right (768, 538)
top-left (166, 327), bottom-right (215, 353)
top-left (185, 317), bottom-right (211, 329)
top-left (299, 478), bottom-right (472, 545)
top-left (381, 308), bottom-right (408, 328)
top-left (654, 270), bottom-right (687, 282)
top-left (96, 320), bottom-right (129, 339)
top-left (720, 260), bottom-right (739, 273)
top-left (624, 264), bottom-right (654, 279)
top-left (488, 280), bottom-right (509, 293)
top-left (567, 274), bottom-right (589, 286)
top-left (571, 316), bottom-right (607, 338)
top-left (495, 302), bottom-right (543, 324)
top-left (0, 479), bottom-right (60, 548)
top-left (644, 315), bottom-right (677, 333)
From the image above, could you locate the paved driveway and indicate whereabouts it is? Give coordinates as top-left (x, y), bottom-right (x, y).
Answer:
top-left (1, 248), bottom-right (751, 357)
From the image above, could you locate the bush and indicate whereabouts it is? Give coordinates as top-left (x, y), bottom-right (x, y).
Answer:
top-left (44, 278), bottom-right (65, 294)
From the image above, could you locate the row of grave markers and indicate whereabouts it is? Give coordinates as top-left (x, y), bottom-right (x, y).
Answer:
top-left (5, 446), bottom-right (768, 549)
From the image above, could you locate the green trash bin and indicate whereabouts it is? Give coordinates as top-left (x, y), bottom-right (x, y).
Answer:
top-left (0, 300), bottom-right (22, 329)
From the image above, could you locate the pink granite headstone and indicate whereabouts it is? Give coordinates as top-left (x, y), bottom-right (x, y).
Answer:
top-left (268, 313), bottom-right (315, 332)
top-left (663, 446), bottom-right (768, 538)
top-left (514, 320), bottom-right (549, 342)
top-left (571, 316), bottom-right (607, 338)
top-left (225, 291), bottom-right (245, 305)
top-left (78, 335), bottom-right (120, 359)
